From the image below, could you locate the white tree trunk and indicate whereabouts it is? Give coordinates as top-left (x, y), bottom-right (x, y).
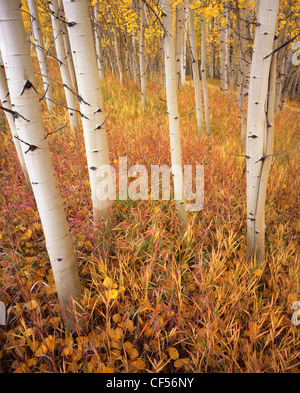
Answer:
top-left (188, 0), bottom-right (203, 133)
top-left (0, 0), bottom-right (82, 328)
top-left (112, 24), bottom-right (124, 86)
top-left (180, 3), bottom-right (188, 86)
top-left (246, 0), bottom-right (280, 259)
top-left (139, 0), bottom-right (147, 108)
top-left (0, 52), bottom-right (29, 183)
top-left (161, 0), bottom-right (188, 232)
top-left (93, 1), bottom-right (105, 81)
top-left (58, 0), bottom-right (77, 93)
top-left (175, 2), bottom-right (185, 88)
top-left (28, 0), bottom-right (55, 113)
top-left (62, 0), bottom-right (114, 222)
top-left (200, 12), bottom-right (211, 135)
top-left (49, 0), bottom-right (79, 130)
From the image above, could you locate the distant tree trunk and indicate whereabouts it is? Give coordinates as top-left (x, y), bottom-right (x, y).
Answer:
top-left (161, 0), bottom-right (188, 232)
top-left (175, 2), bottom-right (185, 89)
top-left (0, 52), bottom-right (29, 183)
top-left (93, 1), bottom-right (105, 81)
top-left (219, 22), bottom-right (228, 91)
top-left (49, 0), bottom-right (79, 131)
top-left (112, 24), bottom-right (124, 86)
top-left (0, 0), bottom-right (82, 328)
top-left (188, 0), bottom-right (203, 133)
top-left (181, 3), bottom-right (188, 86)
top-left (28, 0), bottom-right (55, 114)
top-left (246, 0), bottom-right (280, 262)
top-left (58, 0), bottom-right (77, 93)
top-left (131, 0), bottom-right (140, 86)
top-left (62, 0), bottom-right (114, 222)
top-left (139, 0), bottom-right (147, 108)
top-left (200, 12), bottom-right (211, 135)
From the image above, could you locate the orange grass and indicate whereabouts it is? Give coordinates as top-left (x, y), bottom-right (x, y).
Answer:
top-left (0, 58), bottom-right (299, 373)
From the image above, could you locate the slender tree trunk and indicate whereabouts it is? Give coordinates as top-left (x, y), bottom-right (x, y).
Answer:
top-left (112, 24), bottom-right (124, 86)
top-left (49, 0), bottom-right (79, 131)
top-left (0, 52), bottom-right (29, 183)
top-left (246, 0), bottom-right (280, 261)
top-left (254, 42), bottom-right (277, 265)
top-left (28, 0), bottom-right (55, 114)
top-left (200, 12), bottom-right (211, 135)
top-left (140, 0), bottom-right (147, 108)
top-left (59, 0), bottom-right (77, 93)
top-left (93, 1), bottom-right (105, 81)
top-left (181, 3), bottom-right (188, 86)
top-left (62, 0), bottom-right (114, 222)
top-left (188, 0), bottom-right (203, 133)
top-left (219, 23), bottom-right (228, 91)
top-left (0, 0), bottom-right (82, 328)
top-left (161, 0), bottom-right (188, 232)
top-left (175, 2), bottom-right (185, 89)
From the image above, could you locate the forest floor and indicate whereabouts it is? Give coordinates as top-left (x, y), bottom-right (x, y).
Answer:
top-left (0, 58), bottom-right (299, 373)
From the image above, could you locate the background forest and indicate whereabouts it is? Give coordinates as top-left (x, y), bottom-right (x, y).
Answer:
top-left (0, 0), bottom-right (299, 373)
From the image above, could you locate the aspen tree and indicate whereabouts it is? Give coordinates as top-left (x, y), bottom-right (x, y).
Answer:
top-left (62, 0), bottom-right (114, 222)
top-left (58, 0), bottom-right (77, 94)
top-left (112, 24), bottom-right (124, 86)
top-left (175, 1), bottom-right (185, 88)
top-left (188, 0), bottom-right (203, 133)
top-left (161, 0), bottom-right (188, 232)
top-left (49, 0), bottom-right (79, 131)
top-left (0, 0), bottom-right (82, 328)
top-left (246, 0), bottom-right (280, 261)
top-left (200, 11), bottom-right (211, 135)
top-left (93, 1), bottom-right (105, 81)
top-left (181, 2), bottom-right (188, 86)
top-left (140, 0), bottom-right (147, 108)
top-left (0, 52), bottom-right (29, 183)
top-left (28, 0), bottom-right (55, 113)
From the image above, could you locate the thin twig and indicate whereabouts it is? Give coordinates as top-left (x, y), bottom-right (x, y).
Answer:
top-left (255, 143), bottom-right (300, 163)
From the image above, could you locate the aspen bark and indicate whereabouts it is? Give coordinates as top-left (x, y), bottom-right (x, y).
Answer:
top-left (0, 0), bottom-right (82, 328)
top-left (140, 0), bottom-right (147, 108)
top-left (112, 24), bottom-right (124, 86)
top-left (246, 0), bottom-right (280, 260)
top-left (28, 0), bottom-right (55, 113)
top-left (0, 53), bottom-right (29, 183)
top-left (254, 42), bottom-right (277, 265)
top-left (161, 0), bottom-right (188, 232)
top-left (200, 12), bottom-right (211, 135)
top-left (188, 0), bottom-right (203, 133)
top-left (93, 1), bottom-right (105, 81)
top-left (49, 0), bottom-right (79, 131)
top-left (62, 0), bottom-right (114, 222)
top-left (175, 2), bottom-right (185, 89)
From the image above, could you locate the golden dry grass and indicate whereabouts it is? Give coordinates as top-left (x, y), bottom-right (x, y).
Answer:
top-left (0, 59), bottom-right (299, 373)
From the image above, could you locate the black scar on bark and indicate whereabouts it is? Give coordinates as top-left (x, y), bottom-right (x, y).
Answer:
top-left (20, 80), bottom-right (36, 96)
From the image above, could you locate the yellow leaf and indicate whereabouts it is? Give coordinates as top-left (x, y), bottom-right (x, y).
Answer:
top-left (125, 319), bottom-right (135, 333)
top-left (168, 347), bottom-right (179, 360)
top-left (108, 289), bottom-right (118, 300)
top-left (25, 229), bottom-right (33, 239)
top-left (103, 277), bottom-right (113, 288)
top-left (129, 347), bottom-right (139, 360)
top-left (255, 269), bottom-right (264, 278)
top-left (112, 313), bottom-right (122, 323)
top-left (26, 300), bottom-right (39, 311)
top-left (102, 366), bottom-right (114, 373)
top-left (131, 359), bottom-right (146, 370)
